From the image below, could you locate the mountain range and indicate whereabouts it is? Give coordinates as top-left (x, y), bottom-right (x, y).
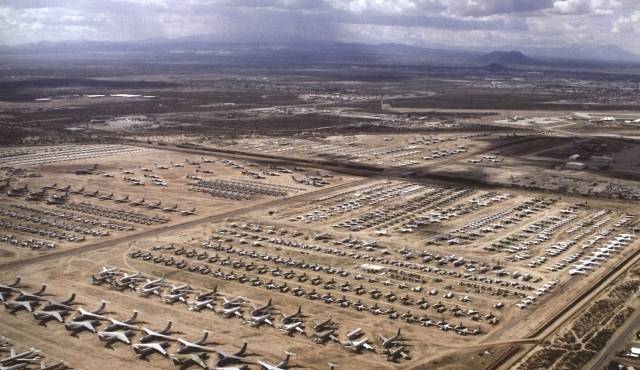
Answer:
top-left (1, 36), bottom-right (639, 68)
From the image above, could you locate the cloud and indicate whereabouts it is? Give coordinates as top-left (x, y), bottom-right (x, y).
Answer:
top-left (0, 0), bottom-right (637, 54)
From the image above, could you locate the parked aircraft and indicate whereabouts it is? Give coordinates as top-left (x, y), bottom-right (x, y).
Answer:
top-left (97, 330), bottom-right (134, 346)
top-left (73, 301), bottom-right (108, 321)
top-left (177, 331), bottom-right (216, 353)
top-left (132, 341), bottom-right (170, 359)
top-left (257, 351), bottom-right (294, 370)
top-left (65, 320), bottom-right (100, 334)
top-left (140, 321), bottom-right (177, 343)
top-left (380, 328), bottom-right (405, 348)
top-left (215, 342), bottom-right (252, 366)
top-left (172, 353), bottom-right (209, 369)
top-left (104, 310), bottom-right (141, 331)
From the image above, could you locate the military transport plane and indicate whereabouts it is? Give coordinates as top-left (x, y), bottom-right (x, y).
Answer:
top-left (140, 321), bottom-right (177, 343)
top-left (132, 341), bottom-right (170, 359)
top-left (177, 330), bottom-right (216, 353)
top-left (257, 351), bottom-right (294, 370)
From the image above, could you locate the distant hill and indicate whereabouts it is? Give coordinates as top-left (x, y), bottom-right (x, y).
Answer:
top-left (476, 51), bottom-right (544, 66)
top-left (481, 63), bottom-right (511, 72)
top-left (528, 44), bottom-right (640, 63)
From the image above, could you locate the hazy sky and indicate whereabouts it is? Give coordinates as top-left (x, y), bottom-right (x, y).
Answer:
top-left (1, 0), bottom-right (639, 53)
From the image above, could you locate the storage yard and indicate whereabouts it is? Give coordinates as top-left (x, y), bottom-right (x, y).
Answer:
top-left (1, 41), bottom-right (640, 370)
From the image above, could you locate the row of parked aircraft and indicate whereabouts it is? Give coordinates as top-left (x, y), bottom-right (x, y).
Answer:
top-left (92, 267), bottom-right (414, 363)
top-left (0, 276), bottom-right (308, 370)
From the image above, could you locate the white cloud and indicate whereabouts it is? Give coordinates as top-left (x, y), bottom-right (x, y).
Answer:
top-left (0, 0), bottom-right (637, 53)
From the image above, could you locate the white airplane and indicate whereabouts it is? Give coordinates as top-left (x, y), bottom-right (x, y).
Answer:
top-left (346, 328), bottom-right (363, 340)
top-left (15, 284), bottom-right (47, 302)
top-left (43, 293), bottom-right (76, 311)
top-left (257, 351), bottom-right (294, 370)
top-left (177, 330), bottom-right (216, 353)
top-left (344, 337), bottom-right (374, 353)
top-left (3, 300), bottom-right (37, 313)
top-left (280, 321), bottom-right (305, 336)
top-left (0, 277), bottom-right (21, 293)
top-left (246, 314), bottom-right (274, 327)
top-left (0, 347), bottom-right (40, 367)
top-left (140, 321), bottom-right (177, 343)
top-left (32, 310), bottom-right (67, 323)
top-left (65, 319), bottom-right (100, 334)
top-left (222, 297), bottom-right (247, 308)
top-left (104, 310), bottom-right (140, 331)
top-left (219, 306), bottom-right (244, 319)
top-left (281, 306), bottom-right (303, 324)
top-left (97, 330), bottom-right (134, 346)
top-left (380, 328), bottom-right (404, 348)
top-left (73, 301), bottom-right (108, 321)
top-left (132, 341), bottom-right (170, 358)
top-left (189, 299), bottom-right (215, 312)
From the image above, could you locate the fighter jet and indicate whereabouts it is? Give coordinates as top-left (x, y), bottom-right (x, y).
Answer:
top-left (104, 310), bottom-right (141, 331)
top-left (170, 353), bottom-right (208, 369)
top-left (379, 328), bottom-right (405, 348)
top-left (280, 306), bottom-right (303, 324)
top-left (73, 300), bottom-right (108, 321)
top-left (177, 331), bottom-right (216, 353)
top-left (97, 330), bottom-right (134, 346)
top-left (132, 341), bottom-right (170, 359)
top-left (65, 320), bottom-right (100, 334)
top-left (257, 352), bottom-right (294, 370)
top-left (32, 310), bottom-right (68, 324)
top-left (215, 343), bottom-right (252, 367)
top-left (140, 321), bottom-right (177, 343)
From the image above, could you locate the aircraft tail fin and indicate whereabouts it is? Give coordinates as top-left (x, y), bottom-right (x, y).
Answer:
top-left (62, 293), bottom-right (76, 305)
top-left (160, 320), bottom-right (172, 334)
top-left (9, 276), bottom-right (21, 287)
top-left (195, 330), bottom-right (208, 345)
top-left (94, 300), bottom-right (107, 314)
top-left (128, 310), bottom-right (138, 323)
top-left (236, 342), bottom-right (247, 356)
top-left (35, 284), bottom-right (47, 296)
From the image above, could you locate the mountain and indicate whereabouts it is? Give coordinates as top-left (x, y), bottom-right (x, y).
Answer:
top-left (530, 44), bottom-right (640, 63)
top-left (475, 51), bottom-right (544, 66)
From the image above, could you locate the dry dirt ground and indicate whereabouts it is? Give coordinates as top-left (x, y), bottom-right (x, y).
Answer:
top-left (1, 143), bottom-right (639, 370)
